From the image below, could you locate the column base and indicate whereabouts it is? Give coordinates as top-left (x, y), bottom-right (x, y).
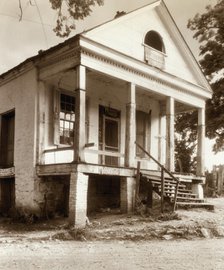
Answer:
top-left (192, 183), bottom-right (204, 200)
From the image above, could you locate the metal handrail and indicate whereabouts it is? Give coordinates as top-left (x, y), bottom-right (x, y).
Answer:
top-left (135, 142), bottom-right (179, 212)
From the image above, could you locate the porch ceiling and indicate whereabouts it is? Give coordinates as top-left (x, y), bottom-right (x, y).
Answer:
top-left (44, 68), bottom-right (200, 114)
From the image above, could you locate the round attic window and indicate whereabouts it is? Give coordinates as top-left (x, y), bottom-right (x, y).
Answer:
top-left (144, 31), bottom-right (165, 53)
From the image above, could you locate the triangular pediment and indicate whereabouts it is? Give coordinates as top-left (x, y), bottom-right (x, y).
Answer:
top-left (83, 0), bottom-right (211, 91)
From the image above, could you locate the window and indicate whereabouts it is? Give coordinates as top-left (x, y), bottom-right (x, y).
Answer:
top-left (59, 93), bottom-right (75, 145)
top-left (144, 31), bottom-right (166, 69)
top-left (136, 110), bottom-right (151, 157)
top-left (144, 31), bottom-right (165, 53)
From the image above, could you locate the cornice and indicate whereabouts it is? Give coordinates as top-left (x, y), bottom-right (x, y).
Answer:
top-left (80, 43), bottom-right (211, 101)
top-left (37, 46), bottom-right (81, 69)
top-left (0, 62), bottom-right (34, 87)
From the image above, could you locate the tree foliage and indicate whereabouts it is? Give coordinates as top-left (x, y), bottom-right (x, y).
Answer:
top-left (175, 0), bottom-right (224, 172)
top-left (49, 0), bottom-right (104, 37)
top-left (187, 0), bottom-right (224, 78)
top-left (175, 111), bottom-right (198, 173)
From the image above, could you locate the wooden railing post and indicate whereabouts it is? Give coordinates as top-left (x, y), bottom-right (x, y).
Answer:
top-left (135, 141), bottom-right (179, 213)
top-left (135, 161), bottom-right (141, 207)
top-left (161, 167), bottom-right (165, 213)
top-left (173, 181), bottom-right (179, 211)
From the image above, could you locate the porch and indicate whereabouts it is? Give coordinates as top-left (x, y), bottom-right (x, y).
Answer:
top-left (36, 160), bottom-right (207, 227)
top-left (38, 65), bottom-right (206, 177)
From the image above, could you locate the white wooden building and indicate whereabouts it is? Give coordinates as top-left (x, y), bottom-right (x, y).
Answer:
top-left (0, 0), bottom-right (212, 226)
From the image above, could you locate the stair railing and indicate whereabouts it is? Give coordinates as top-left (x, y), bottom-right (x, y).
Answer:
top-left (135, 142), bottom-right (179, 212)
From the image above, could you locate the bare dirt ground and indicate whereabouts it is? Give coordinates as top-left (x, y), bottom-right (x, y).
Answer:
top-left (1, 239), bottom-right (224, 270)
top-left (0, 197), bottom-right (224, 269)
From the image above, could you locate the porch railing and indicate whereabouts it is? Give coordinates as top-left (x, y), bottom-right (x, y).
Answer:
top-left (135, 142), bottom-right (179, 212)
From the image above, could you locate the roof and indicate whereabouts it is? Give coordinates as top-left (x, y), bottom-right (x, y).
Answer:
top-left (0, 0), bottom-right (160, 80)
top-left (0, 0), bottom-right (212, 93)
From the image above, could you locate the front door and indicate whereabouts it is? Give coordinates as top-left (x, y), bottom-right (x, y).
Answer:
top-left (0, 111), bottom-right (15, 168)
top-left (99, 106), bottom-right (120, 166)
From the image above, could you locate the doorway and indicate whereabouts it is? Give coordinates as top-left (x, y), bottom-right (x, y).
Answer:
top-left (99, 106), bottom-right (120, 166)
top-left (0, 111), bottom-right (15, 168)
top-left (0, 178), bottom-right (15, 215)
top-left (87, 175), bottom-right (120, 215)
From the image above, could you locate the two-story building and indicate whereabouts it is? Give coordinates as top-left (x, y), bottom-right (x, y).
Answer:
top-left (0, 0), bottom-right (212, 227)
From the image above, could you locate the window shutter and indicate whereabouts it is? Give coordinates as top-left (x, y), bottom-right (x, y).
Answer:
top-left (53, 89), bottom-right (60, 145)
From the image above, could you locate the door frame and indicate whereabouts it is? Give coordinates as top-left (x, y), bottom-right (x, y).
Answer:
top-left (99, 105), bottom-right (121, 166)
top-left (0, 110), bottom-right (15, 168)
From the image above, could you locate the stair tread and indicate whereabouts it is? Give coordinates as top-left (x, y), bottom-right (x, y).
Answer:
top-left (142, 176), bottom-right (179, 183)
top-left (148, 180), bottom-right (186, 188)
top-left (176, 201), bottom-right (213, 206)
top-left (178, 190), bottom-right (194, 193)
top-left (176, 197), bottom-right (204, 202)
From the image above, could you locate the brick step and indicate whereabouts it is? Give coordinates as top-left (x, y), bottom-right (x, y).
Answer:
top-left (176, 202), bottom-right (214, 210)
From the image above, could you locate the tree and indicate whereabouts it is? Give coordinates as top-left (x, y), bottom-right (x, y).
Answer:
top-left (175, 0), bottom-right (224, 172)
top-left (18, 0), bottom-right (104, 37)
top-left (175, 111), bottom-right (198, 173)
top-left (49, 0), bottom-right (104, 37)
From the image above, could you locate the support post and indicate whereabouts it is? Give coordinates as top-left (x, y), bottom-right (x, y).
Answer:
top-left (69, 172), bottom-right (89, 228)
top-left (74, 65), bottom-right (86, 163)
top-left (125, 83), bottom-right (136, 167)
top-left (135, 161), bottom-right (141, 206)
top-left (196, 107), bottom-right (205, 176)
top-left (120, 177), bottom-right (136, 213)
top-left (161, 168), bottom-right (165, 213)
top-left (166, 97), bottom-right (175, 172)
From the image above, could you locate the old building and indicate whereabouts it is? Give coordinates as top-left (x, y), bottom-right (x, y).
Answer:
top-left (0, 0), bottom-right (212, 227)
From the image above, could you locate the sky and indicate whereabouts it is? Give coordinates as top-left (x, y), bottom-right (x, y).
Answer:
top-left (0, 0), bottom-right (217, 74)
top-left (0, 0), bottom-right (221, 170)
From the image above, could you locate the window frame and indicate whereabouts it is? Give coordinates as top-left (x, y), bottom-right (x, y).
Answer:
top-left (59, 92), bottom-right (76, 146)
top-left (53, 89), bottom-right (76, 147)
top-left (143, 30), bottom-right (165, 53)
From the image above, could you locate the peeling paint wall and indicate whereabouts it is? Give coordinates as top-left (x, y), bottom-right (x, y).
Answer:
top-left (0, 68), bottom-right (38, 211)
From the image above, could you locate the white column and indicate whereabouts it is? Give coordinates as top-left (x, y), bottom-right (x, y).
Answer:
top-left (74, 65), bottom-right (86, 162)
top-left (166, 97), bottom-right (175, 172)
top-left (196, 107), bottom-right (205, 176)
top-left (125, 83), bottom-right (136, 167)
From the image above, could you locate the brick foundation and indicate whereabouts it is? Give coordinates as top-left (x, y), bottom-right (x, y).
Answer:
top-left (69, 172), bottom-right (89, 228)
top-left (120, 177), bottom-right (136, 213)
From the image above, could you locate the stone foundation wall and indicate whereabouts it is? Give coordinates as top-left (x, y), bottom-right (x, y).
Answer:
top-left (34, 175), bottom-right (70, 217)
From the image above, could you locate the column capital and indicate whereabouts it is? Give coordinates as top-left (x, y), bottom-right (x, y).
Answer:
top-left (76, 65), bottom-right (86, 91)
top-left (126, 83), bottom-right (136, 105)
top-left (166, 96), bottom-right (175, 115)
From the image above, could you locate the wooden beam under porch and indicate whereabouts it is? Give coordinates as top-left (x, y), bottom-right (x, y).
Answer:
top-left (36, 163), bottom-right (135, 177)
